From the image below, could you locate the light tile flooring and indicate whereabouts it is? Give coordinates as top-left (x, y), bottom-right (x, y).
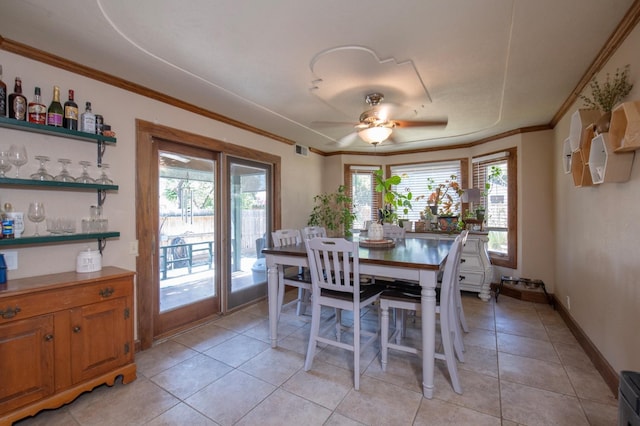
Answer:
top-left (16, 292), bottom-right (618, 425)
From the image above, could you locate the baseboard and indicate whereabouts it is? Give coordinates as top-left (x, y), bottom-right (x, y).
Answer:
top-left (552, 295), bottom-right (620, 398)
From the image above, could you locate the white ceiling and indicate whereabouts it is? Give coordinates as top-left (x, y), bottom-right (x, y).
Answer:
top-left (0, 0), bottom-right (635, 153)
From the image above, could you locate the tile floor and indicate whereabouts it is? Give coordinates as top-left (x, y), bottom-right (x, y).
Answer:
top-left (16, 292), bottom-right (618, 425)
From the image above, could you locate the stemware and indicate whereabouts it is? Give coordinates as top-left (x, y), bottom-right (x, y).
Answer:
top-left (54, 158), bottom-right (75, 182)
top-left (9, 144), bottom-right (28, 178)
top-left (27, 202), bottom-right (46, 236)
top-left (30, 155), bottom-right (54, 181)
top-left (95, 163), bottom-right (113, 185)
top-left (0, 151), bottom-right (12, 177)
top-left (76, 160), bottom-right (95, 183)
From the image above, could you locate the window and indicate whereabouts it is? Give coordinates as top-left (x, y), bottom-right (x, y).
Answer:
top-left (390, 160), bottom-right (463, 221)
top-left (472, 148), bottom-right (517, 268)
top-left (345, 165), bottom-right (381, 229)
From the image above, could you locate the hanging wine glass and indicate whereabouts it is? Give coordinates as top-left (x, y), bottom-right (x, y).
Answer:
top-left (76, 160), bottom-right (95, 183)
top-left (30, 155), bottom-right (54, 181)
top-left (9, 144), bottom-right (28, 178)
top-left (54, 158), bottom-right (75, 182)
top-left (0, 151), bottom-right (12, 178)
top-left (27, 202), bottom-right (46, 236)
top-left (95, 163), bottom-right (113, 185)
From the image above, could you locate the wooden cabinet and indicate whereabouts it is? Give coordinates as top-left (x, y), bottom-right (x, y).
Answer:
top-left (0, 267), bottom-right (136, 425)
top-left (412, 232), bottom-right (493, 301)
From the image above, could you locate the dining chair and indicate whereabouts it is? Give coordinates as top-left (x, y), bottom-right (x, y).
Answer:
top-left (301, 225), bottom-right (327, 240)
top-left (271, 229), bottom-right (310, 317)
top-left (304, 237), bottom-right (385, 390)
top-left (382, 223), bottom-right (406, 238)
top-left (379, 234), bottom-right (464, 394)
top-left (454, 230), bottom-right (470, 334)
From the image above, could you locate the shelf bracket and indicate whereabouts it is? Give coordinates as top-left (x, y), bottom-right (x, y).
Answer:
top-left (98, 238), bottom-right (107, 254)
top-left (97, 189), bottom-right (107, 206)
top-left (97, 140), bottom-right (106, 167)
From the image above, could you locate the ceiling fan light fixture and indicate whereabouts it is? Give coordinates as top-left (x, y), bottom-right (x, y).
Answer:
top-left (358, 126), bottom-right (392, 144)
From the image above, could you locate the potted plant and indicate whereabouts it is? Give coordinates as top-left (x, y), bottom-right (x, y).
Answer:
top-left (476, 165), bottom-right (503, 221)
top-left (420, 175), bottom-right (464, 232)
top-left (307, 185), bottom-right (357, 237)
top-left (373, 169), bottom-right (413, 225)
top-left (579, 64), bottom-right (633, 133)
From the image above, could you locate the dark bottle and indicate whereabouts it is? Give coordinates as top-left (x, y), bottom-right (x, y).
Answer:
top-left (0, 65), bottom-right (6, 117)
top-left (46, 85), bottom-right (63, 127)
top-left (28, 87), bottom-right (47, 125)
top-left (8, 77), bottom-right (27, 121)
top-left (63, 89), bottom-right (78, 130)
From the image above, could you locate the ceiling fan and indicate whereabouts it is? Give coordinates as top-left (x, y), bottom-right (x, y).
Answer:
top-left (324, 93), bottom-right (448, 147)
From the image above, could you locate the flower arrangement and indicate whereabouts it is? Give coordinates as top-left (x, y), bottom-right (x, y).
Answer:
top-left (580, 64), bottom-right (633, 113)
top-left (424, 174), bottom-right (464, 216)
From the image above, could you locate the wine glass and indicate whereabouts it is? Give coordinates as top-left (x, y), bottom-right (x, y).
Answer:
top-left (54, 158), bottom-right (75, 182)
top-left (28, 202), bottom-right (46, 236)
top-left (95, 163), bottom-right (113, 185)
top-left (30, 155), bottom-right (54, 181)
top-left (76, 160), bottom-right (95, 183)
top-left (9, 144), bottom-right (28, 178)
top-left (0, 151), bottom-right (12, 177)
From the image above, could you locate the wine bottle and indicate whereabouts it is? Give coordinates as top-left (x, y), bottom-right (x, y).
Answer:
top-left (80, 101), bottom-right (96, 133)
top-left (46, 85), bottom-right (63, 127)
top-left (28, 86), bottom-right (47, 125)
top-left (0, 65), bottom-right (6, 117)
top-left (8, 77), bottom-right (27, 121)
top-left (63, 89), bottom-right (78, 130)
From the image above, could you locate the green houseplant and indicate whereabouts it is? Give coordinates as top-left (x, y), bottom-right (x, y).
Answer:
top-left (580, 64), bottom-right (633, 132)
top-left (307, 185), bottom-right (356, 237)
top-left (424, 174), bottom-right (464, 217)
top-left (373, 169), bottom-right (413, 224)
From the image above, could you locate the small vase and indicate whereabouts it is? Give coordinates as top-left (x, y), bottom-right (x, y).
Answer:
top-left (595, 111), bottom-right (612, 134)
top-left (368, 222), bottom-right (384, 240)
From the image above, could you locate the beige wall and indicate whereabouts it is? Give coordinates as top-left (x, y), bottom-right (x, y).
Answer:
top-left (0, 51), bottom-right (323, 279)
top-left (553, 23), bottom-right (640, 373)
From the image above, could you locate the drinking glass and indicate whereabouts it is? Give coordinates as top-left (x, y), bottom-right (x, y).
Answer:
top-left (76, 160), bottom-right (95, 183)
top-left (54, 158), bottom-right (75, 182)
top-left (28, 202), bottom-right (46, 236)
top-left (0, 151), bottom-right (12, 177)
top-left (30, 155), bottom-right (54, 181)
top-left (9, 144), bottom-right (28, 178)
top-left (95, 163), bottom-right (113, 185)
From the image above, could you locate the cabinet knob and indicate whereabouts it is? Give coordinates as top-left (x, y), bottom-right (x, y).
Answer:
top-left (0, 306), bottom-right (21, 319)
top-left (459, 275), bottom-right (465, 281)
top-left (73, 326), bottom-right (82, 333)
top-left (44, 334), bottom-right (54, 341)
top-left (99, 287), bottom-right (115, 298)
top-left (460, 258), bottom-right (466, 263)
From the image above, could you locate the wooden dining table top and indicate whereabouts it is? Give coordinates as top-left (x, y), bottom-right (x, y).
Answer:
top-left (262, 236), bottom-right (454, 270)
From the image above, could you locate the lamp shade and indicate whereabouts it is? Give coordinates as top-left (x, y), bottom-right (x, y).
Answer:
top-left (358, 126), bottom-right (392, 144)
top-left (462, 188), bottom-right (481, 203)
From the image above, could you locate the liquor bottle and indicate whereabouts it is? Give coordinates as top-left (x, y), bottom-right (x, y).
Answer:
top-left (46, 85), bottom-right (63, 127)
top-left (80, 101), bottom-right (96, 133)
top-left (63, 89), bottom-right (78, 130)
top-left (8, 77), bottom-right (27, 121)
top-left (0, 65), bottom-right (6, 117)
top-left (28, 87), bottom-right (47, 125)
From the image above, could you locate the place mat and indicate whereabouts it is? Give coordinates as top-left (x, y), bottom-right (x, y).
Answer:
top-left (358, 238), bottom-right (396, 249)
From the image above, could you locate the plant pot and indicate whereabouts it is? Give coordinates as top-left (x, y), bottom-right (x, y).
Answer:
top-left (475, 208), bottom-right (485, 222)
top-left (437, 216), bottom-right (459, 232)
top-left (596, 111), bottom-right (612, 134)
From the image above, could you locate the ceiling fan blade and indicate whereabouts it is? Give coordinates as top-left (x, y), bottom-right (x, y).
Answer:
top-left (336, 132), bottom-right (359, 147)
top-left (392, 119), bottom-right (448, 128)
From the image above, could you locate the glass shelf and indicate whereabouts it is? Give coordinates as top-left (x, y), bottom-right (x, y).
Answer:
top-left (0, 116), bottom-right (116, 145)
top-left (0, 177), bottom-right (118, 191)
top-left (0, 232), bottom-right (120, 247)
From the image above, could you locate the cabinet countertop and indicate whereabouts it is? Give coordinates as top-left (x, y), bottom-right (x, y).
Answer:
top-left (0, 266), bottom-right (135, 297)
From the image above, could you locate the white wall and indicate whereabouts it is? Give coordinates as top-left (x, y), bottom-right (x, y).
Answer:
top-left (553, 23), bottom-right (640, 373)
top-left (0, 51), bottom-right (323, 279)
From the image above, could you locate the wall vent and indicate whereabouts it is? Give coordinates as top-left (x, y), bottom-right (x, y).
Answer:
top-left (295, 144), bottom-right (309, 157)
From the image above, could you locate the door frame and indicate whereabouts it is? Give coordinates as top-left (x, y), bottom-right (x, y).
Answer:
top-left (135, 119), bottom-right (281, 350)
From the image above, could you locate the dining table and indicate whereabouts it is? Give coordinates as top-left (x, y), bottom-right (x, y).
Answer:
top-left (262, 235), bottom-right (454, 399)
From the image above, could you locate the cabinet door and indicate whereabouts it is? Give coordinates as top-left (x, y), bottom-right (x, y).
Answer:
top-left (69, 297), bottom-right (131, 384)
top-left (0, 315), bottom-right (54, 414)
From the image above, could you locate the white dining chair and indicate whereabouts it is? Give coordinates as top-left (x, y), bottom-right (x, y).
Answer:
top-left (301, 225), bottom-right (327, 240)
top-left (379, 234), bottom-right (465, 394)
top-left (304, 237), bottom-right (385, 390)
top-left (271, 229), bottom-right (310, 317)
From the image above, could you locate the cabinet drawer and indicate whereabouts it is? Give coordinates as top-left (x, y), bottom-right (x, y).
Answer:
top-left (460, 255), bottom-right (482, 269)
top-left (458, 271), bottom-right (484, 286)
top-left (0, 277), bottom-right (132, 324)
